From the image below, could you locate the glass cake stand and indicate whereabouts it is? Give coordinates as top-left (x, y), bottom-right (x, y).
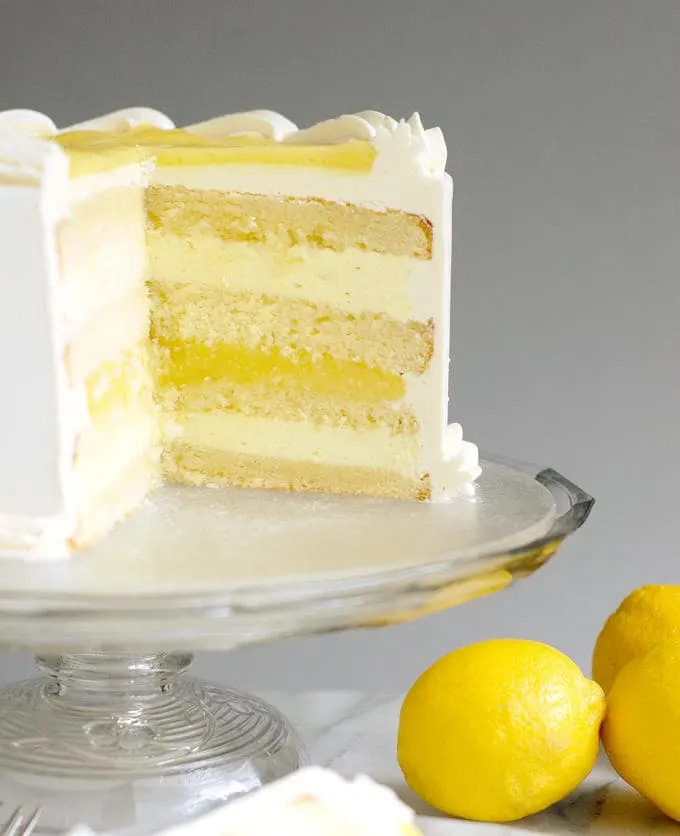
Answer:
top-left (0, 454), bottom-right (593, 833)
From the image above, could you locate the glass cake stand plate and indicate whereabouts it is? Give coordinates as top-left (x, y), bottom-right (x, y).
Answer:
top-left (0, 455), bottom-right (593, 833)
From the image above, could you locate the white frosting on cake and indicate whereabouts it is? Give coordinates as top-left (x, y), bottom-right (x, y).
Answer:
top-left (0, 133), bottom-right (58, 181)
top-left (0, 106), bottom-right (479, 557)
top-left (186, 109), bottom-right (297, 140)
top-left (0, 138), bottom-right (76, 558)
top-left (64, 107), bottom-right (175, 133)
top-left (0, 109), bottom-right (57, 137)
top-left (0, 110), bottom-right (154, 558)
top-left (66, 767), bottom-right (420, 836)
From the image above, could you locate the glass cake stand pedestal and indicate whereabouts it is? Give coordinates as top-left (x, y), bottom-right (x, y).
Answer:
top-left (0, 455), bottom-right (593, 833)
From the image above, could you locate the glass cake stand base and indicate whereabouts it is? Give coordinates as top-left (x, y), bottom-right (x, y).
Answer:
top-left (0, 456), bottom-right (594, 833)
top-left (0, 653), bottom-right (306, 833)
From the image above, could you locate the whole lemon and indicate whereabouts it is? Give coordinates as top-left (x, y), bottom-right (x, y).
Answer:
top-left (397, 639), bottom-right (605, 823)
top-left (593, 585), bottom-right (680, 694)
top-left (601, 640), bottom-right (680, 820)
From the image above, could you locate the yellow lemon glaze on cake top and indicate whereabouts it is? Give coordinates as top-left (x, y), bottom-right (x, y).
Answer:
top-left (56, 127), bottom-right (377, 177)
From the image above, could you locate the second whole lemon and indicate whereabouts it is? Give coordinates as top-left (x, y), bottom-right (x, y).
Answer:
top-left (397, 639), bottom-right (605, 823)
top-left (592, 585), bottom-right (680, 694)
top-left (602, 640), bottom-right (680, 821)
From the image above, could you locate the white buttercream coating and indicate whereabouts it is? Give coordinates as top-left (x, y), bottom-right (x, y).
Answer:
top-left (0, 109), bottom-right (57, 137)
top-left (63, 107), bottom-right (175, 133)
top-left (185, 109), bottom-right (298, 140)
top-left (0, 139), bottom-right (80, 558)
top-left (0, 109), bottom-right (158, 557)
top-left (287, 113), bottom-right (376, 143)
top-left (0, 133), bottom-right (58, 181)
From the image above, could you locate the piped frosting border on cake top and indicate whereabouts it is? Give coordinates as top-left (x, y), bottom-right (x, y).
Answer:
top-left (0, 107), bottom-right (448, 177)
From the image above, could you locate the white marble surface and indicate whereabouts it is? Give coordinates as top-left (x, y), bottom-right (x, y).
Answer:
top-left (269, 690), bottom-right (676, 836)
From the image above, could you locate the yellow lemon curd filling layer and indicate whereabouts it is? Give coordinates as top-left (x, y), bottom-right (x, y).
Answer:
top-left (56, 127), bottom-right (377, 177)
top-left (155, 339), bottom-right (406, 404)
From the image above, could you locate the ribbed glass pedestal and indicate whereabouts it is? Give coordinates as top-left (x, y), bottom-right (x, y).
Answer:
top-left (0, 653), bottom-right (306, 833)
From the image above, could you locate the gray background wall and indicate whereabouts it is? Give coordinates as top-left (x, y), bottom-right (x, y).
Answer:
top-left (0, 0), bottom-right (678, 692)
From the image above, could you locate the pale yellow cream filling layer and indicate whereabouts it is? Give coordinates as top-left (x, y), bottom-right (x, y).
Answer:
top-left (148, 232), bottom-right (414, 320)
top-left (177, 412), bottom-right (420, 474)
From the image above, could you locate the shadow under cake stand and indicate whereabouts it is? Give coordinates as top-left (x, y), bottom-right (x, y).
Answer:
top-left (0, 454), bottom-right (593, 833)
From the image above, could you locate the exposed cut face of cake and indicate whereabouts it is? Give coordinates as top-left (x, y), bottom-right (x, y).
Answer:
top-left (0, 106), bottom-right (480, 558)
top-left (66, 767), bottom-right (423, 836)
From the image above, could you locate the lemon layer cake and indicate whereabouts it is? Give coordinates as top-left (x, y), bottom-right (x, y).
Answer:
top-left (68, 767), bottom-right (423, 836)
top-left (0, 106), bottom-right (480, 558)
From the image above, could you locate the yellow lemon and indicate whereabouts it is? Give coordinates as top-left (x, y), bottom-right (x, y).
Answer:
top-left (397, 639), bottom-right (605, 823)
top-left (592, 585), bottom-right (680, 694)
top-left (601, 640), bottom-right (680, 821)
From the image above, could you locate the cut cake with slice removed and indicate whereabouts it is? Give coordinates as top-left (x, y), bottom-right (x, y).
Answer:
top-left (0, 106), bottom-right (480, 558)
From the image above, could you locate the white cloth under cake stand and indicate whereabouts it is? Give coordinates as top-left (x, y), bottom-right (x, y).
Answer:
top-left (267, 690), bottom-right (670, 836)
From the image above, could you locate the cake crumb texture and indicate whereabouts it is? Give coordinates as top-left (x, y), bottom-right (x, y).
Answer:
top-left (166, 444), bottom-right (431, 501)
